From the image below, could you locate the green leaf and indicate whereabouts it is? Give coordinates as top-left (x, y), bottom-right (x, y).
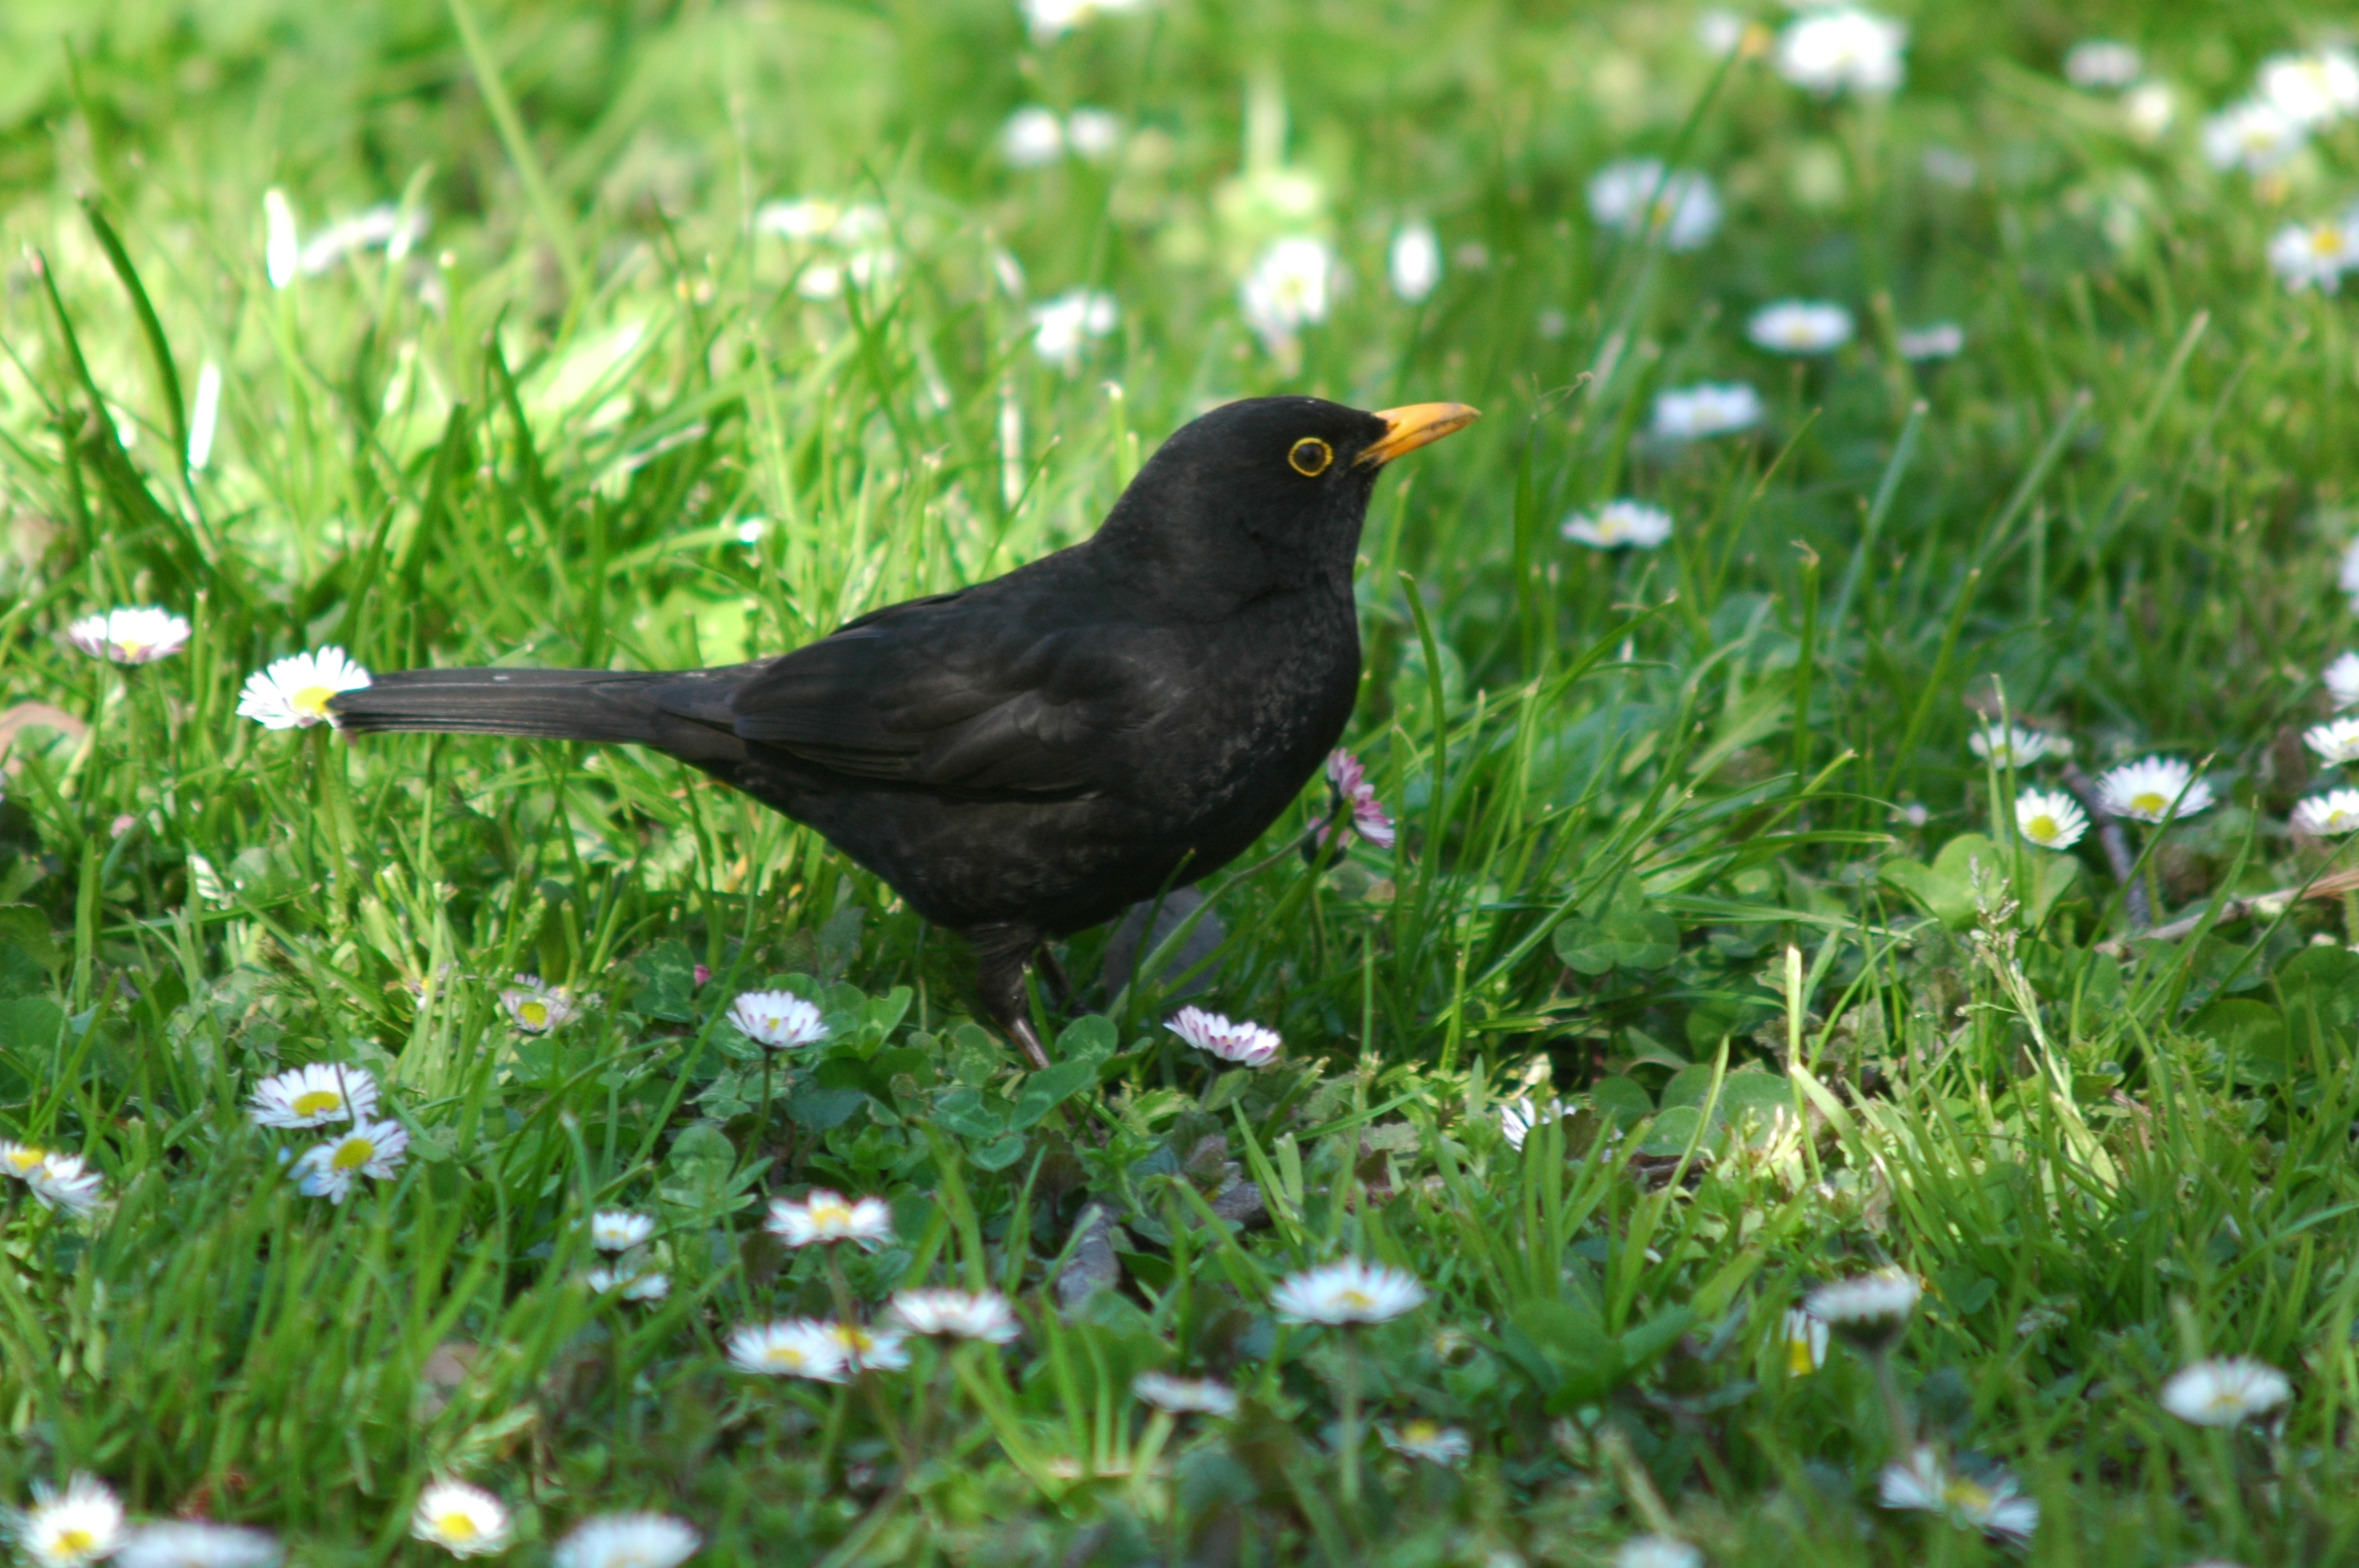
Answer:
top-left (787, 1085), bottom-right (867, 1131)
top-left (1588, 1076), bottom-right (1653, 1128)
top-left (1054, 1013), bottom-right (1120, 1062)
top-left (1878, 857), bottom-right (1972, 929)
top-left (0, 906), bottom-right (60, 973)
top-left (1010, 1059), bottom-right (1096, 1129)
top-left (0, 996), bottom-right (66, 1051)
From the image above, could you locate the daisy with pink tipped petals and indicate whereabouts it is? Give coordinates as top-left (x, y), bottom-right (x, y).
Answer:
top-left (67, 607), bottom-right (191, 666)
top-left (1320, 750), bottom-right (1396, 848)
top-left (1272, 1258), bottom-right (1427, 1326)
top-left (291, 1118), bottom-right (409, 1203)
top-left (17, 1473), bottom-right (126, 1568)
top-left (1165, 1006), bottom-right (1281, 1067)
top-left (765, 1189), bottom-right (894, 1250)
top-left (410, 1480), bottom-right (511, 1559)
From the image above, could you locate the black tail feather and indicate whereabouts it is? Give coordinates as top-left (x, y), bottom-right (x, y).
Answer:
top-left (330, 667), bottom-right (745, 759)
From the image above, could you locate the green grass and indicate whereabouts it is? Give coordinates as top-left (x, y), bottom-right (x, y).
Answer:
top-left (8, 0), bottom-right (2359, 1563)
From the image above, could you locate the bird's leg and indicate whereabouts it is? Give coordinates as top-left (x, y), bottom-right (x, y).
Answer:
top-left (1034, 945), bottom-right (1074, 1012)
top-left (968, 923), bottom-right (1052, 1071)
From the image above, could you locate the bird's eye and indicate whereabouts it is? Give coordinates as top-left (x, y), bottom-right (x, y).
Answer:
top-left (1288, 437), bottom-right (1334, 477)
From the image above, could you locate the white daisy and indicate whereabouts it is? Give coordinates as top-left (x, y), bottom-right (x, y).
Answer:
top-left (1030, 289), bottom-right (1119, 370)
top-left (410, 1481), bottom-right (512, 1559)
top-left (1271, 1258), bottom-right (1427, 1327)
top-left (1586, 161), bottom-right (1722, 252)
top-left (1896, 322), bottom-right (1965, 361)
top-left (2268, 220), bottom-right (2359, 292)
top-left (1747, 299), bottom-right (1854, 357)
top-left (1695, 10), bottom-right (1747, 57)
top-left (1969, 723), bottom-right (2069, 767)
top-left (825, 1320), bottom-right (913, 1373)
top-left (888, 1288), bottom-right (1023, 1343)
top-left (1877, 1446), bottom-right (2040, 1544)
top-left (1805, 1266), bottom-right (1919, 1351)
top-left (500, 975), bottom-right (581, 1034)
top-left (1238, 237), bottom-right (1336, 350)
top-left (1063, 109), bottom-right (1121, 161)
top-left (2160, 1357), bottom-right (2292, 1427)
top-left (1652, 383), bottom-right (1764, 441)
top-left (725, 990), bottom-right (828, 1050)
top-left (1388, 223), bottom-right (1442, 303)
top-left (27, 1153), bottom-right (105, 1217)
top-left (1613, 1538), bottom-right (1703, 1568)
top-left (2063, 40), bottom-right (2141, 89)
top-left (65, 608), bottom-right (191, 666)
top-left (1782, 1307), bottom-right (1830, 1374)
top-left (2308, 718), bottom-right (2359, 764)
top-left (248, 1062), bottom-right (379, 1129)
top-left (235, 647), bottom-right (372, 729)
top-left (292, 1117), bottom-right (409, 1203)
top-left (15, 1475), bottom-right (126, 1568)
top-left (765, 1189), bottom-right (895, 1250)
top-left (2016, 789), bottom-right (2089, 851)
top-left (2293, 789), bottom-right (2359, 837)
top-left (1496, 1094), bottom-right (1565, 1150)
top-left (1165, 1006), bottom-right (1281, 1068)
top-left (1132, 1372), bottom-right (1239, 1417)
top-left (0, 1140), bottom-right (48, 1180)
top-left (1561, 499), bottom-right (1674, 550)
top-left (549, 1515), bottom-right (700, 1568)
top-left (726, 1319), bottom-right (853, 1382)
top-left (2325, 652), bottom-right (2359, 709)
top-left (1773, 8), bottom-right (1907, 96)
top-left (1380, 1418), bottom-right (1471, 1466)
top-left (585, 1261), bottom-right (671, 1301)
top-left (2260, 49), bottom-right (2359, 127)
top-left (590, 1210), bottom-right (657, 1252)
top-left (2096, 756), bottom-right (2214, 822)
top-left (2202, 100), bottom-right (2306, 174)
top-left (2343, 536), bottom-right (2359, 607)
top-left (114, 1523), bottom-right (284, 1568)
top-left (1000, 106), bottom-right (1066, 167)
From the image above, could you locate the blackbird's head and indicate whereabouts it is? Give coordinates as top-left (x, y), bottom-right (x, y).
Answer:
top-left (1096, 394), bottom-right (1478, 601)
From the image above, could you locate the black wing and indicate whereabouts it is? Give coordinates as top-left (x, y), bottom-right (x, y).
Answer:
top-left (700, 579), bottom-right (1184, 800)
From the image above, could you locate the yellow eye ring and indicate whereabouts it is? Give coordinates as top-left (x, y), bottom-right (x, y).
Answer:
top-left (1288, 437), bottom-right (1334, 477)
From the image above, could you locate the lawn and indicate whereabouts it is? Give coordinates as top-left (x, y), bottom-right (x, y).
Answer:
top-left (2, 0), bottom-right (2357, 1563)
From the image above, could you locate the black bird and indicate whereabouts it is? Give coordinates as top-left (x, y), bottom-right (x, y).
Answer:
top-left (331, 395), bottom-right (1477, 1067)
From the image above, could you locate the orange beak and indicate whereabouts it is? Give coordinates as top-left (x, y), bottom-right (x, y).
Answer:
top-left (1357, 401), bottom-right (1481, 466)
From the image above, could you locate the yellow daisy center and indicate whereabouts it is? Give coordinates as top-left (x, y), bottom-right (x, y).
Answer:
top-left (2333, 810), bottom-right (2354, 831)
top-left (53, 1529), bottom-right (96, 1555)
top-left (763, 1345), bottom-right (807, 1368)
top-left (1403, 1420), bottom-right (1439, 1443)
top-left (835, 1327), bottom-right (875, 1351)
top-left (116, 640), bottom-right (150, 657)
top-left (2315, 227), bottom-right (2347, 256)
top-left (2131, 791), bottom-right (2167, 815)
top-left (2028, 814), bottom-right (2058, 840)
top-left (1339, 1289), bottom-right (1373, 1311)
top-left (1943, 1477), bottom-right (1994, 1512)
top-left (293, 684), bottom-right (337, 717)
top-left (1787, 1334), bottom-right (1819, 1374)
top-left (332, 1137), bottom-right (376, 1171)
top-left (520, 1000), bottom-right (549, 1027)
top-left (436, 1515), bottom-right (479, 1541)
top-left (292, 1089), bottom-right (343, 1116)
top-left (811, 1201), bottom-right (852, 1227)
top-left (5, 1147), bottom-right (47, 1174)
